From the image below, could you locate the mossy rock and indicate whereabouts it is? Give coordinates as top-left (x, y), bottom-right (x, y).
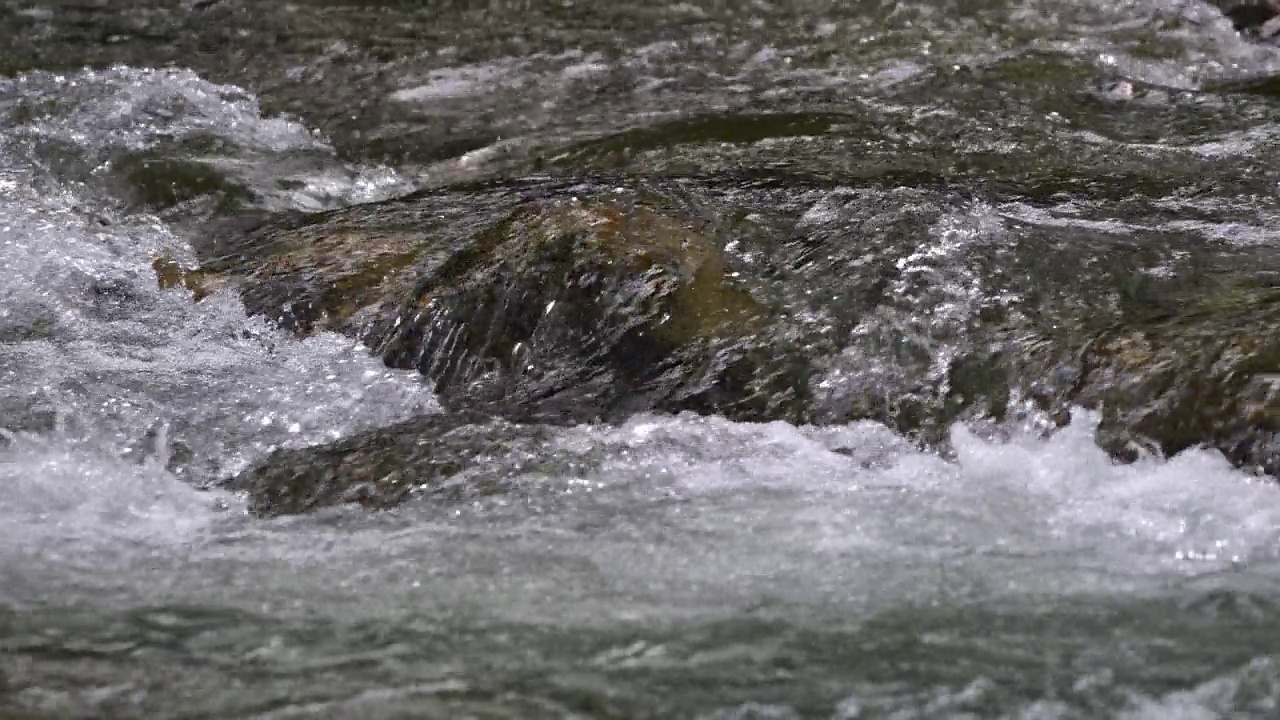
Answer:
top-left (166, 177), bottom-right (1280, 509)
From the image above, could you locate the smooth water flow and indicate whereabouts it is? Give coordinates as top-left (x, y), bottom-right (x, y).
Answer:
top-left (2, 1), bottom-right (1280, 717)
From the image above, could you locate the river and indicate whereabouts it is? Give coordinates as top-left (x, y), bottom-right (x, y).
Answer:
top-left (2, 1), bottom-right (1280, 718)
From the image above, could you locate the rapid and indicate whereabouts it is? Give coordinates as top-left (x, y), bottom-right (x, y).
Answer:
top-left (2, 1), bottom-right (1280, 717)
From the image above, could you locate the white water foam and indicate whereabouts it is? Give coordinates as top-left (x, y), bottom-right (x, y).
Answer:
top-left (0, 68), bottom-right (439, 501)
top-left (0, 65), bottom-right (427, 213)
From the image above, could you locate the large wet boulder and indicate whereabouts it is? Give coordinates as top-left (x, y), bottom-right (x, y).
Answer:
top-left (364, 189), bottom-right (779, 421)
top-left (166, 177), bottom-right (1280, 514)
top-left (180, 178), bottom-right (813, 424)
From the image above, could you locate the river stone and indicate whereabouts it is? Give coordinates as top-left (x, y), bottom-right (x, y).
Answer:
top-left (178, 179), bottom-right (810, 424)
top-left (170, 177), bottom-right (1280, 514)
top-left (225, 412), bottom-right (583, 516)
top-left (373, 194), bottom-right (809, 422)
top-left (1212, 0), bottom-right (1280, 34)
top-left (1076, 286), bottom-right (1280, 475)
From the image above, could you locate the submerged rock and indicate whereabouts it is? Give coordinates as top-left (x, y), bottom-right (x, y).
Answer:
top-left (225, 411), bottom-right (583, 516)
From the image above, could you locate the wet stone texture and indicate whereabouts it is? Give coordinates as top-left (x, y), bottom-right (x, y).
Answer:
top-left (186, 178), bottom-right (813, 429)
top-left (1080, 286), bottom-right (1280, 475)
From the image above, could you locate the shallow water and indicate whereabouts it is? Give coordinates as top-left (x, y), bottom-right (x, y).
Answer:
top-left (2, 1), bottom-right (1280, 718)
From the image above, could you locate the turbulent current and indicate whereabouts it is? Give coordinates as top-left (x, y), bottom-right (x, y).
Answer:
top-left (2, 1), bottom-right (1280, 718)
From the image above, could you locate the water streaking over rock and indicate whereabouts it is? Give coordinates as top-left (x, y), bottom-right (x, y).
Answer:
top-left (171, 172), bottom-right (1278, 512)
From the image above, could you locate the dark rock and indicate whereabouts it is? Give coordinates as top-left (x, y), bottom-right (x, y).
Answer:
top-left (0, 396), bottom-right (58, 444)
top-left (0, 301), bottom-right (59, 344)
top-left (177, 176), bottom-right (1280, 514)
top-left (363, 189), bottom-right (789, 422)
top-left (185, 178), bottom-right (810, 425)
top-left (1212, 0), bottom-right (1280, 33)
top-left (1077, 285), bottom-right (1280, 475)
top-left (225, 411), bottom-right (586, 516)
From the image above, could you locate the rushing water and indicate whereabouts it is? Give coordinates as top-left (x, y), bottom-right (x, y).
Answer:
top-left (3, 1), bottom-right (1280, 718)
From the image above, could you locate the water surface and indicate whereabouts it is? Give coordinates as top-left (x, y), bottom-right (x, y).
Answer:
top-left (2, 1), bottom-right (1280, 717)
